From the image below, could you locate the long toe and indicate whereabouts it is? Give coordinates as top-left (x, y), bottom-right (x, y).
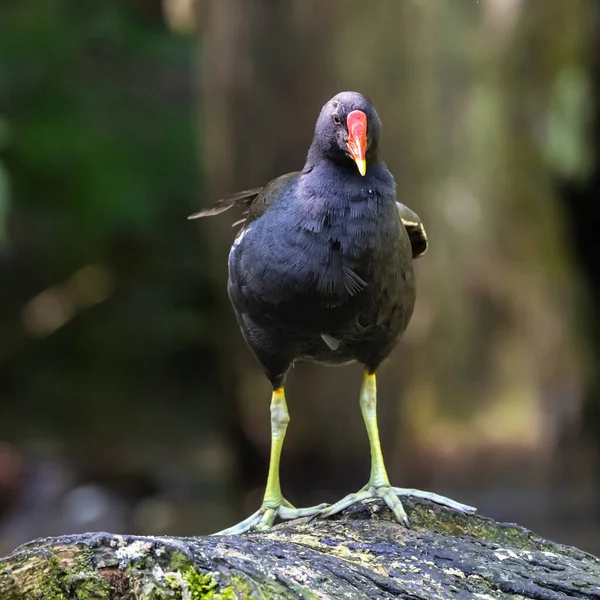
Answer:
top-left (279, 503), bottom-right (329, 520)
top-left (391, 488), bottom-right (477, 514)
top-left (213, 510), bottom-right (267, 536)
top-left (254, 508), bottom-right (278, 532)
top-left (311, 490), bottom-right (373, 521)
top-left (315, 487), bottom-right (410, 526)
top-left (378, 487), bottom-right (409, 527)
top-left (214, 500), bottom-right (330, 535)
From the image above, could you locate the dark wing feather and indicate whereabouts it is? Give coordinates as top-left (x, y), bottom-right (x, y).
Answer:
top-left (188, 188), bottom-right (262, 220)
top-left (396, 202), bottom-right (428, 258)
top-left (188, 172), bottom-right (300, 229)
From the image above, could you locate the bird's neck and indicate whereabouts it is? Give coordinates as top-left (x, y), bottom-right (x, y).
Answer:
top-left (300, 155), bottom-right (395, 203)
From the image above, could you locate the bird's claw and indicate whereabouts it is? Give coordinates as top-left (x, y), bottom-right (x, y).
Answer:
top-left (213, 500), bottom-right (329, 535)
top-left (313, 485), bottom-right (409, 526)
top-left (314, 486), bottom-right (476, 527)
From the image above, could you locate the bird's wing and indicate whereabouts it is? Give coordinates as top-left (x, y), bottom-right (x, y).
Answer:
top-left (188, 172), bottom-right (300, 229)
top-left (396, 202), bottom-right (428, 259)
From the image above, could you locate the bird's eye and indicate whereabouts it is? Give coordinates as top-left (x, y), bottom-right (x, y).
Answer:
top-left (333, 115), bottom-right (341, 125)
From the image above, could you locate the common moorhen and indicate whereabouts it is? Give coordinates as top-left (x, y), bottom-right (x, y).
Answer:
top-left (191, 91), bottom-right (475, 534)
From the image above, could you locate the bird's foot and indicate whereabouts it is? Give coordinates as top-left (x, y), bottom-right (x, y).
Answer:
top-left (315, 485), bottom-right (477, 527)
top-left (213, 498), bottom-right (329, 535)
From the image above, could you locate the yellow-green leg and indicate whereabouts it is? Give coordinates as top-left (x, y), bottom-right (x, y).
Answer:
top-left (362, 370), bottom-right (391, 488)
top-left (215, 387), bottom-right (327, 535)
top-left (316, 371), bottom-right (476, 526)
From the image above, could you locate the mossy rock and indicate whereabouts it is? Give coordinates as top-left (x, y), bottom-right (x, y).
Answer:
top-left (1, 498), bottom-right (599, 599)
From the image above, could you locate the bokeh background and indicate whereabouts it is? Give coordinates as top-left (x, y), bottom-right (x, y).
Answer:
top-left (1, 0), bottom-right (600, 556)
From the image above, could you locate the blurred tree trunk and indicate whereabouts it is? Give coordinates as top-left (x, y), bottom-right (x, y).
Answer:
top-left (191, 0), bottom-right (595, 542)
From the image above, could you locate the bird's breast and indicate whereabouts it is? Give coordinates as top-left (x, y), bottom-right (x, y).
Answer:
top-left (232, 192), bottom-right (411, 319)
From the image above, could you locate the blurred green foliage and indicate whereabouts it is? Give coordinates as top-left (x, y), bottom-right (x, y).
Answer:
top-left (1, 2), bottom-right (194, 245)
top-left (0, 1), bottom-right (220, 445)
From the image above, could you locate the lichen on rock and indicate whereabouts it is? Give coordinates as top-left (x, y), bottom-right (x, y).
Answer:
top-left (1, 497), bottom-right (599, 599)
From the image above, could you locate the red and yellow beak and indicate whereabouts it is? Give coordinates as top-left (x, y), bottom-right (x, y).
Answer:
top-left (346, 110), bottom-right (367, 176)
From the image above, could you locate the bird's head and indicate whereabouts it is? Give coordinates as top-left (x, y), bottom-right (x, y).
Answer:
top-left (310, 91), bottom-right (382, 177)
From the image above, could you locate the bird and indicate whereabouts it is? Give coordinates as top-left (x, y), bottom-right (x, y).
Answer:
top-left (190, 91), bottom-right (476, 534)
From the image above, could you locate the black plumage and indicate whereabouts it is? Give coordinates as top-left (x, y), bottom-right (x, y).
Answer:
top-left (192, 91), bottom-right (427, 387)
